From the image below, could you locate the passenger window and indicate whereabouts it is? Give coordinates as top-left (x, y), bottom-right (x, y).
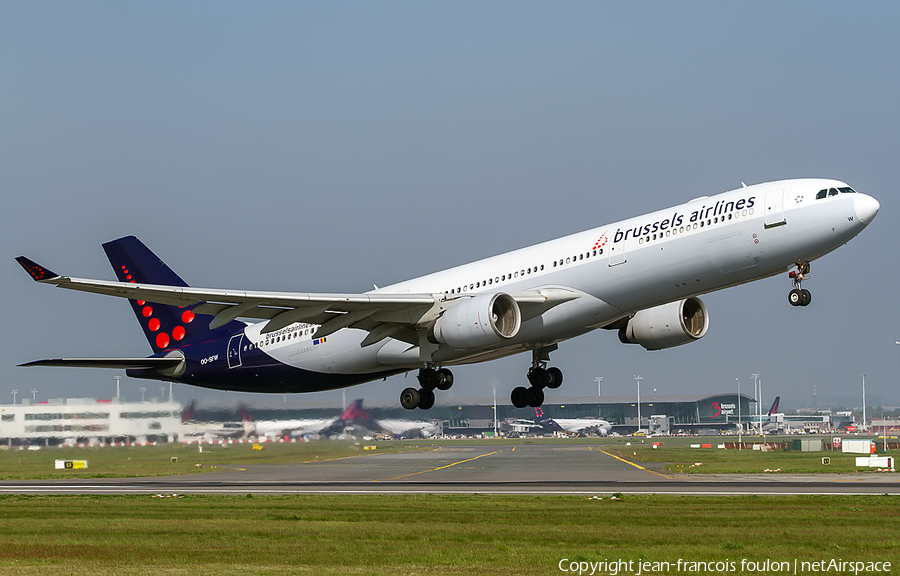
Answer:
top-left (816, 189), bottom-right (827, 199)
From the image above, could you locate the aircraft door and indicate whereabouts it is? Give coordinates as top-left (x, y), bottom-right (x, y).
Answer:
top-left (764, 188), bottom-right (786, 228)
top-left (608, 242), bottom-right (626, 266)
top-left (227, 334), bottom-right (243, 369)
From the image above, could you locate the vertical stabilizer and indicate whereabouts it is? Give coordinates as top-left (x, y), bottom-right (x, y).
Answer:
top-left (102, 236), bottom-right (243, 354)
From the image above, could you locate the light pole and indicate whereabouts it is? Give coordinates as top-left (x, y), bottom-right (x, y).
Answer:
top-left (30, 389), bottom-right (38, 402)
top-left (861, 374), bottom-right (866, 432)
top-left (115, 374), bottom-right (121, 402)
top-left (752, 372), bottom-right (761, 435)
top-left (595, 376), bottom-right (603, 397)
top-left (736, 378), bottom-right (742, 449)
top-left (634, 375), bottom-right (643, 432)
top-left (10, 389), bottom-right (17, 405)
top-left (140, 387), bottom-right (146, 403)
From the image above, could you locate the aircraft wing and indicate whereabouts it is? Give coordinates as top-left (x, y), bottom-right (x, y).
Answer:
top-left (17, 256), bottom-right (579, 344)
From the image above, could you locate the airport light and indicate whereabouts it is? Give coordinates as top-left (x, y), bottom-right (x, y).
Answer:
top-left (861, 374), bottom-right (866, 432)
top-left (634, 375), bottom-right (642, 432)
top-left (736, 378), bottom-right (741, 449)
top-left (752, 372), bottom-right (761, 435)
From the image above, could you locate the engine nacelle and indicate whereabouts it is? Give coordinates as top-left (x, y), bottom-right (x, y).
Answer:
top-left (428, 293), bottom-right (521, 349)
top-left (619, 297), bottom-right (709, 351)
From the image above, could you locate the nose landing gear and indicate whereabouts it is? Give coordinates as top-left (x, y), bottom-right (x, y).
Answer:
top-left (788, 262), bottom-right (812, 307)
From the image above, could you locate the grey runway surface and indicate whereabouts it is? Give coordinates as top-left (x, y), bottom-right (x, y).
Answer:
top-left (2, 443), bottom-right (899, 495)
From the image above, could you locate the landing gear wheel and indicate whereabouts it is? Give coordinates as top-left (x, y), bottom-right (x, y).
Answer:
top-left (400, 387), bottom-right (420, 410)
top-left (436, 368), bottom-right (454, 391)
top-left (511, 386), bottom-right (531, 409)
top-left (545, 367), bottom-right (563, 389)
top-left (417, 368), bottom-right (438, 390)
top-left (417, 388), bottom-right (435, 410)
top-left (527, 368), bottom-right (551, 388)
top-left (528, 387), bottom-right (544, 408)
top-left (800, 289), bottom-right (812, 307)
top-left (788, 288), bottom-right (803, 307)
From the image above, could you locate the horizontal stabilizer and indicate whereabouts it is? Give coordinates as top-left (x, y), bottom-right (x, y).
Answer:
top-left (19, 357), bottom-right (184, 370)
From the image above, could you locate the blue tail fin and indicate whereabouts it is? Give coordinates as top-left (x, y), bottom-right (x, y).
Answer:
top-left (102, 236), bottom-right (241, 354)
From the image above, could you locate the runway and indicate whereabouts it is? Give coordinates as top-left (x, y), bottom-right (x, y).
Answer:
top-left (2, 443), bottom-right (899, 495)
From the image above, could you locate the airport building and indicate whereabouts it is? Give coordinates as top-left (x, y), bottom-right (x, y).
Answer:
top-left (197, 392), bottom-right (757, 436)
top-left (1, 398), bottom-right (183, 446)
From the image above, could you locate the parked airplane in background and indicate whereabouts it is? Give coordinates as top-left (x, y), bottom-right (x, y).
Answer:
top-left (533, 408), bottom-right (613, 436)
top-left (17, 179), bottom-right (878, 409)
top-left (253, 399), bottom-right (440, 439)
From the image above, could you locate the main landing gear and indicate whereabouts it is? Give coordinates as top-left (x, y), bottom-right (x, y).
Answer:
top-left (400, 367), bottom-right (454, 410)
top-left (511, 346), bottom-right (563, 408)
top-left (788, 262), bottom-right (812, 307)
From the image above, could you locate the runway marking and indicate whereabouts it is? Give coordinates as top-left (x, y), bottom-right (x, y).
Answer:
top-left (377, 451), bottom-right (499, 481)
top-left (600, 450), bottom-right (673, 480)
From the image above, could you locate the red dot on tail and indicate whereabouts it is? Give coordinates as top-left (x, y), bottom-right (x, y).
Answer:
top-left (156, 333), bottom-right (170, 348)
top-left (137, 300), bottom-right (146, 306)
top-left (142, 306), bottom-right (153, 317)
top-left (182, 310), bottom-right (195, 323)
top-left (173, 326), bottom-right (185, 341)
top-left (148, 318), bottom-right (160, 332)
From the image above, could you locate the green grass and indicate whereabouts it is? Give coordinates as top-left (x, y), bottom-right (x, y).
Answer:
top-left (0, 441), bottom-right (422, 480)
top-left (602, 437), bottom-right (894, 474)
top-left (0, 494), bottom-right (897, 575)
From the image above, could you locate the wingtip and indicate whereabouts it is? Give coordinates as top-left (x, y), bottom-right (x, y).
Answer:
top-left (16, 256), bottom-right (59, 282)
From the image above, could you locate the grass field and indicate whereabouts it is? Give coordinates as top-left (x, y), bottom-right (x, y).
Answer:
top-left (600, 437), bottom-right (894, 474)
top-left (1, 436), bottom-right (895, 479)
top-left (0, 441), bottom-right (423, 480)
top-left (0, 493), bottom-right (898, 575)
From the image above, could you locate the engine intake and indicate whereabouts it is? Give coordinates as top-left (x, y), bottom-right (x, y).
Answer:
top-left (619, 297), bottom-right (709, 350)
top-left (428, 293), bottom-right (521, 349)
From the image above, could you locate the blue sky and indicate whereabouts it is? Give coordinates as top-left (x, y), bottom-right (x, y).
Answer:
top-left (2, 2), bottom-right (898, 410)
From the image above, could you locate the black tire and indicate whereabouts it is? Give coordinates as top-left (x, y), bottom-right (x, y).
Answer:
top-left (436, 368), bottom-right (454, 391)
top-left (545, 367), bottom-right (563, 389)
top-left (417, 368), bottom-right (438, 390)
top-left (528, 387), bottom-right (544, 408)
top-left (418, 388), bottom-right (435, 410)
top-left (800, 289), bottom-right (812, 307)
top-left (400, 387), bottom-right (420, 410)
top-left (788, 289), bottom-right (802, 306)
top-left (511, 386), bottom-right (530, 408)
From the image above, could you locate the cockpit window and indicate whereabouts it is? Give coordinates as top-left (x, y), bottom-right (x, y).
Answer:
top-left (838, 187), bottom-right (857, 194)
top-left (828, 188), bottom-right (839, 196)
top-left (816, 189), bottom-right (827, 200)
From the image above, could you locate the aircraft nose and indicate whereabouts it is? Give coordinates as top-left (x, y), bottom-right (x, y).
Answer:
top-left (855, 194), bottom-right (880, 224)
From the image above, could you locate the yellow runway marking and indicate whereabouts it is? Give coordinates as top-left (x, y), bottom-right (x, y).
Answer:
top-left (377, 451), bottom-right (499, 481)
top-left (600, 450), bottom-right (673, 479)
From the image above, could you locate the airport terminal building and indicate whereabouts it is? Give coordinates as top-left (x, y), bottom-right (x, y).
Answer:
top-left (1, 392), bottom-right (756, 444)
top-left (1, 398), bottom-right (183, 445)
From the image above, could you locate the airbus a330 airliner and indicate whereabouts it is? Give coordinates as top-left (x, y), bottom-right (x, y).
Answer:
top-left (17, 179), bottom-right (878, 410)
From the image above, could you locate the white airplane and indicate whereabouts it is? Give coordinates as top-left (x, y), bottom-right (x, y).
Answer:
top-left (533, 407), bottom-right (613, 436)
top-left (252, 399), bottom-right (440, 439)
top-left (17, 179), bottom-right (878, 411)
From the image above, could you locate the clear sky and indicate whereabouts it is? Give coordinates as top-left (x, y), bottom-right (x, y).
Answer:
top-left (2, 2), bottom-right (897, 411)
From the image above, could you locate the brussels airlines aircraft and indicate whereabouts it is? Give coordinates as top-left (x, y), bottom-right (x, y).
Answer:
top-left (17, 179), bottom-right (878, 410)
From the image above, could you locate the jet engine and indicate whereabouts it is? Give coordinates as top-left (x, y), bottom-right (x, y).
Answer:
top-left (428, 293), bottom-right (521, 349)
top-left (619, 297), bottom-right (709, 350)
